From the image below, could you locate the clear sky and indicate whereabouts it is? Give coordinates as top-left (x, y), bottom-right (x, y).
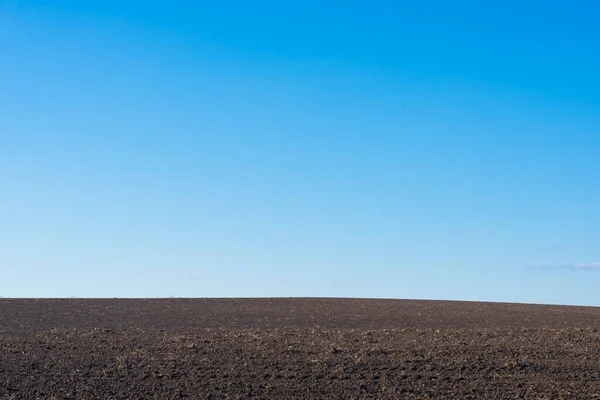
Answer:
top-left (1, 1), bottom-right (599, 305)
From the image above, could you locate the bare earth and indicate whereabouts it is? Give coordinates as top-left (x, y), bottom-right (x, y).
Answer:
top-left (1, 298), bottom-right (600, 399)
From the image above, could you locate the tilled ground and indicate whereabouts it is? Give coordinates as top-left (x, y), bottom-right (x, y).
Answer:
top-left (1, 298), bottom-right (600, 399)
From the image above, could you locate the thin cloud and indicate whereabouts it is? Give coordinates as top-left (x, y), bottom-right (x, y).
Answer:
top-left (570, 262), bottom-right (600, 270)
top-left (529, 262), bottom-right (600, 271)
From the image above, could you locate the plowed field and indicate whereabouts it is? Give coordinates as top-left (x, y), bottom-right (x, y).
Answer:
top-left (1, 298), bottom-right (600, 399)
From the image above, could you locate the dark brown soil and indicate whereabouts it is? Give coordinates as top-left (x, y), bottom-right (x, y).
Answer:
top-left (2, 298), bottom-right (600, 399)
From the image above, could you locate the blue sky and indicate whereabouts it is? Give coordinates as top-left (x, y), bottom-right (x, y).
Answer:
top-left (1, 1), bottom-right (599, 305)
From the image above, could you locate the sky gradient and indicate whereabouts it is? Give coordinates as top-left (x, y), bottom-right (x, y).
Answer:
top-left (1, 1), bottom-right (599, 305)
